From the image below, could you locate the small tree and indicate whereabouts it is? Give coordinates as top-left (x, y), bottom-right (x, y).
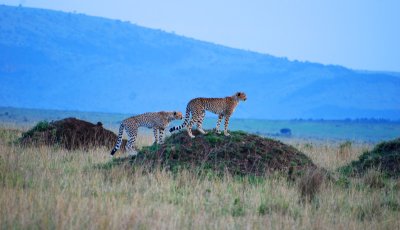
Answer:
top-left (280, 128), bottom-right (292, 136)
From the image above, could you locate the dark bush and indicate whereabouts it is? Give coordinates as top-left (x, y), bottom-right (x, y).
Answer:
top-left (339, 138), bottom-right (400, 178)
top-left (298, 168), bottom-right (325, 202)
top-left (280, 128), bottom-right (292, 136)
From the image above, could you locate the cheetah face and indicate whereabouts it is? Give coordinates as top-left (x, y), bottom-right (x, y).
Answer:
top-left (173, 111), bottom-right (183, 120)
top-left (235, 92), bottom-right (247, 101)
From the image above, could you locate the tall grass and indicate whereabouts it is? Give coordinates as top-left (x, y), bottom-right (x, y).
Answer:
top-left (287, 139), bottom-right (373, 170)
top-left (0, 128), bottom-right (399, 229)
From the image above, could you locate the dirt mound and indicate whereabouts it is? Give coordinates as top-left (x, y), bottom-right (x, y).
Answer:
top-left (340, 138), bottom-right (400, 178)
top-left (115, 130), bottom-right (318, 177)
top-left (19, 118), bottom-right (126, 150)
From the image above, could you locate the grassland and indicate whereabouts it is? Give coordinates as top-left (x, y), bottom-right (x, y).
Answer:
top-left (1, 126), bottom-right (399, 229)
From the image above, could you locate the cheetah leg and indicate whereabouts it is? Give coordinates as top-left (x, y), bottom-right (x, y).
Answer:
top-left (215, 114), bottom-right (223, 134)
top-left (126, 127), bottom-right (138, 156)
top-left (196, 111), bottom-right (207, 135)
top-left (187, 119), bottom-right (195, 138)
top-left (159, 128), bottom-right (165, 144)
top-left (153, 128), bottom-right (159, 144)
top-left (223, 115), bottom-right (231, 136)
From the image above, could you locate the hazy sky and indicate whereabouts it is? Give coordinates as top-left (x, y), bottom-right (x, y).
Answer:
top-left (1, 0), bottom-right (399, 72)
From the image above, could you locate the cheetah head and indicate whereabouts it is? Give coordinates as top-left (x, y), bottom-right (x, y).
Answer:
top-left (173, 111), bottom-right (183, 120)
top-left (235, 92), bottom-right (247, 101)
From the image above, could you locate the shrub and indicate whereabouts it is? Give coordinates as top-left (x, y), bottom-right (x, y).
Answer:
top-left (363, 169), bottom-right (385, 189)
top-left (298, 168), bottom-right (325, 202)
top-left (21, 120), bottom-right (53, 138)
top-left (339, 138), bottom-right (400, 178)
top-left (280, 128), bottom-right (292, 136)
top-left (338, 140), bottom-right (352, 159)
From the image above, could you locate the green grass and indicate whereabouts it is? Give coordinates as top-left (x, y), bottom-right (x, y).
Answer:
top-left (20, 120), bottom-right (53, 138)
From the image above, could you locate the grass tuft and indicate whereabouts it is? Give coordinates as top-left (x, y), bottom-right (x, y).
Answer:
top-left (298, 168), bottom-right (325, 202)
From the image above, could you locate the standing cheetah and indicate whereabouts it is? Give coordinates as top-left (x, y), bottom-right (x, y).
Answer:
top-left (110, 111), bottom-right (182, 156)
top-left (170, 92), bottom-right (247, 138)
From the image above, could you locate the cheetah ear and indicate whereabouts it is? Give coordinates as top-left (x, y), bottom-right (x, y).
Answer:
top-left (236, 92), bottom-right (241, 96)
top-left (173, 111), bottom-right (177, 116)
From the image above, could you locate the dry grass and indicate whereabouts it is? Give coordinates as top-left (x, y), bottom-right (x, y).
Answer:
top-left (297, 168), bottom-right (325, 203)
top-left (287, 139), bottom-right (373, 170)
top-left (0, 128), bottom-right (399, 229)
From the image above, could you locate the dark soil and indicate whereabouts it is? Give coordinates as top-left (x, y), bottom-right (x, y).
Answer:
top-left (112, 130), bottom-right (318, 177)
top-left (19, 118), bottom-right (126, 150)
top-left (339, 138), bottom-right (400, 178)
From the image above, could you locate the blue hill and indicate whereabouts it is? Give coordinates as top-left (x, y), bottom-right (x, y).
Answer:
top-left (1, 5), bottom-right (399, 119)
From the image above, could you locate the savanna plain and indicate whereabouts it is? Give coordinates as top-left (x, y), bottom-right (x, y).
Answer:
top-left (0, 112), bottom-right (400, 229)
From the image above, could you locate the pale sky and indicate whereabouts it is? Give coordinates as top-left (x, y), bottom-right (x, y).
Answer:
top-left (1, 0), bottom-right (400, 72)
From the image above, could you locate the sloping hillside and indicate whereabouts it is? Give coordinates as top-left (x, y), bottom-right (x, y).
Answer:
top-left (1, 5), bottom-right (399, 119)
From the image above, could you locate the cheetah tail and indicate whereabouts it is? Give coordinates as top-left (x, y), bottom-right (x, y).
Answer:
top-left (169, 106), bottom-right (190, 133)
top-left (110, 123), bottom-right (124, 156)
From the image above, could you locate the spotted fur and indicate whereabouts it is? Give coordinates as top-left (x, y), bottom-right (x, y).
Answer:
top-left (110, 111), bottom-right (183, 156)
top-left (170, 92), bottom-right (247, 138)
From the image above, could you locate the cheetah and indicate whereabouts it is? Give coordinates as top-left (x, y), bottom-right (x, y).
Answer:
top-left (110, 111), bottom-right (183, 156)
top-left (169, 92), bottom-right (247, 138)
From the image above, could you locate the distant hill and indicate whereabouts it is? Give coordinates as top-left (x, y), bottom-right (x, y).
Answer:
top-left (1, 5), bottom-right (399, 119)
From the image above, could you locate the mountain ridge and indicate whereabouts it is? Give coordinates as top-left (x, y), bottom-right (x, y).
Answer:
top-left (1, 5), bottom-right (399, 119)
